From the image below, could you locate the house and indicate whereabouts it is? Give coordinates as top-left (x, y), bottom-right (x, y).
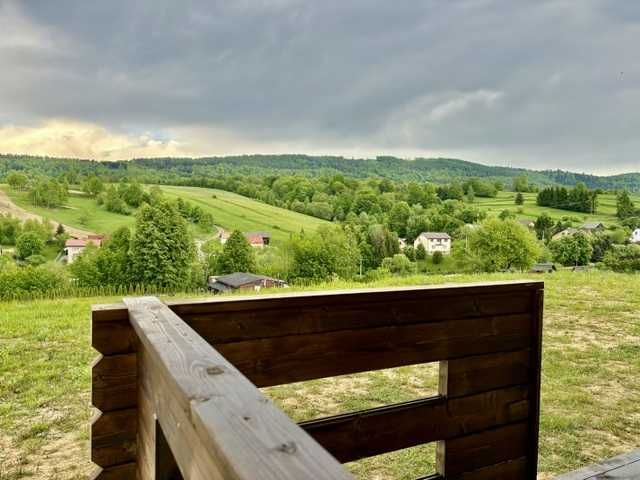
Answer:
top-left (64, 235), bottom-right (104, 263)
top-left (207, 272), bottom-right (288, 294)
top-left (552, 227), bottom-right (580, 241)
top-left (581, 221), bottom-right (605, 233)
top-left (398, 238), bottom-right (407, 250)
top-left (413, 232), bottom-right (452, 255)
top-left (518, 219), bottom-right (535, 229)
top-left (246, 231), bottom-right (271, 246)
top-left (245, 233), bottom-right (265, 248)
top-left (529, 263), bottom-right (557, 274)
top-left (629, 228), bottom-right (640, 244)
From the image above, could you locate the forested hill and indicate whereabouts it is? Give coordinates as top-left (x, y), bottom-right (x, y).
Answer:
top-left (1, 154), bottom-right (639, 191)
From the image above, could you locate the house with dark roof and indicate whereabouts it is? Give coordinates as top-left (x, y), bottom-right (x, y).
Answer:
top-left (581, 221), bottom-right (605, 233)
top-left (207, 272), bottom-right (287, 294)
top-left (529, 263), bottom-right (557, 274)
top-left (413, 232), bottom-right (452, 255)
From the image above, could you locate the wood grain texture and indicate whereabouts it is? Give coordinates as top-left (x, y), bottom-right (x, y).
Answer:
top-left (437, 422), bottom-right (529, 476)
top-left (89, 462), bottom-right (136, 480)
top-left (125, 296), bottom-right (353, 480)
top-left (92, 353), bottom-right (137, 411)
top-left (92, 304), bottom-right (136, 355)
top-left (216, 313), bottom-right (532, 387)
top-left (300, 386), bottom-right (529, 463)
top-left (91, 408), bottom-right (137, 467)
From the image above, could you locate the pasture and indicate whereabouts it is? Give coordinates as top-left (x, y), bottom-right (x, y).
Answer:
top-left (1, 271), bottom-right (639, 479)
top-left (0, 184), bottom-right (329, 244)
top-left (473, 191), bottom-right (640, 226)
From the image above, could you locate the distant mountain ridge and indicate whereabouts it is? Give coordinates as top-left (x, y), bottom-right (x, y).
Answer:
top-left (1, 153), bottom-right (640, 191)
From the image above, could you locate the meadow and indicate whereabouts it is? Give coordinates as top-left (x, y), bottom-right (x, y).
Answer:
top-left (473, 191), bottom-right (640, 226)
top-left (0, 184), bottom-right (329, 245)
top-left (1, 271), bottom-right (638, 479)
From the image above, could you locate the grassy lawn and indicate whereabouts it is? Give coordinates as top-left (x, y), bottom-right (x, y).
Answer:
top-left (1, 271), bottom-right (639, 479)
top-left (473, 191), bottom-right (640, 226)
top-left (0, 184), bottom-right (329, 245)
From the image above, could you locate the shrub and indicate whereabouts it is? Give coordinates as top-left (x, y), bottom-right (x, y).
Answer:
top-left (15, 232), bottom-right (45, 260)
top-left (432, 251), bottom-right (444, 265)
top-left (603, 245), bottom-right (640, 272)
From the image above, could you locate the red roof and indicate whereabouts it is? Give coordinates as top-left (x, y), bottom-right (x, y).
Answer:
top-left (65, 239), bottom-right (87, 247)
top-left (245, 234), bottom-right (264, 245)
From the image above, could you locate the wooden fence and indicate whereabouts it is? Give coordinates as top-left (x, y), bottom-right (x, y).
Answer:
top-left (91, 280), bottom-right (544, 479)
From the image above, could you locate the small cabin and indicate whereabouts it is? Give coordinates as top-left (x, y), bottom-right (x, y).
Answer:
top-left (207, 272), bottom-right (287, 293)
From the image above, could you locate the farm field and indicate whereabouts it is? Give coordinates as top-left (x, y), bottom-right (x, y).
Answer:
top-left (0, 184), bottom-right (329, 244)
top-left (159, 185), bottom-right (330, 243)
top-left (1, 271), bottom-right (639, 479)
top-left (0, 184), bottom-right (134, 235)
top-left (474, 191), bottom-right (640, 226)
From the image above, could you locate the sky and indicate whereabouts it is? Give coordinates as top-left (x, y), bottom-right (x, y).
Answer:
top-left (1, 0), bottom-right (639, 175)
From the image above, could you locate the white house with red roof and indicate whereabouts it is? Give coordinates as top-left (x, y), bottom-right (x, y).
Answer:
top-left (64, 235), bottom-right (105, 263)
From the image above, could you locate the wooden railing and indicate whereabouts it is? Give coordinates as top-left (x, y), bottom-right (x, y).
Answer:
top-left (91, 280), bottom-right (544, 479)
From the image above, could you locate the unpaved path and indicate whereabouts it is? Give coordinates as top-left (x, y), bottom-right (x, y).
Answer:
top-left (0, 189), bottom-right (97, 238)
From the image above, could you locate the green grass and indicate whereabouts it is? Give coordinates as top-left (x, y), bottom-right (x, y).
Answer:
top-left (0, 185), bottom-right (134, 234)
top-left (159, 185), bottom-right (330, 243)
top-left (0, 184), bottom-right (329, 244)
top-left (473, 191), bottom-right (640, 227)
top-left (1, 271), bottom-right (639, 479)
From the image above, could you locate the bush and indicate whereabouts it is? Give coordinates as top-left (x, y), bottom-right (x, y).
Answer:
top-left (26, 254), bottom-right (47, 266)
top-left (432, 251), bottom-right (444, 265)
top-left (603, 245), bottom-right (640, 272)
top-left (550, 233), bottom-right (593, 266)
top-left (415, 243), bottom-right (427, 260)
top-left (15, 232), bottom-right (45, 260)
top-left (381, 254), bottom-right (414, 275)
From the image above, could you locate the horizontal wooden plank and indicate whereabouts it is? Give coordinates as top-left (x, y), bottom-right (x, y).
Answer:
top-left (172, 284), bottom-right (539, 344)
top-left (554, 449), bottom-right (640, 479)
top-left (446, 457), bottom-right (528, 480)
top-left (125, 296), bottom-right (354, 480)
top-left (300, 385), bottom-right (528, 463)
top-left (216, 313), bottom-right (532, 387)
top-left (91, 408), bottom-right (137, 467)
top-left (437, 422), bottom-right (529, 476)
top-left (91, 303), bottom-right (135, 356)
top-left (89, 462), bottom-right (136, 480)
top-left (440, 350), bottom-right (531, 398)
top-left (92, 354), bottom-right (137, 412)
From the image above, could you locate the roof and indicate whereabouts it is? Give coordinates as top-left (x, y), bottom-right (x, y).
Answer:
top-left (210, 272), bottom-right (274, 289)
top-left (418, 232), bottom-right (451, 240)
top-left (582, 221), bottom-right (604, 230)
top-left (556, 227), bottom-right (580, 236)
top-left (65, 239), bottom-right (87, 247)
top-left (530, 263), bottom-right (557, 273)
top-left (245, 234), bottom-right (265, 245)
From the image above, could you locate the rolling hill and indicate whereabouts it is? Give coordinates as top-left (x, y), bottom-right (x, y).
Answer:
top-left (0, 184), bottom-right (329, 243)
top-left (2, 154), bottom-right (640, 191)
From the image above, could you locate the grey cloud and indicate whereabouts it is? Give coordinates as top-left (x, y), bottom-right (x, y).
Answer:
top-left (1, 0), bottom-right (639, 173)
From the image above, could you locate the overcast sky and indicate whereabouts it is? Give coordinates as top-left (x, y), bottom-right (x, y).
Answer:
top-left (1, 1), bottom-right (639, 174)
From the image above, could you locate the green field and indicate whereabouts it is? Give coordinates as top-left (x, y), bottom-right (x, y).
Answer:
top-left (473, 191), bottom-right (640, 226)
top-left (159, 185), bottom-right (330, 243)
top-left (1, 271), bottom-right (639, 479)
top-left (0, 184), bottom-right (329, 244)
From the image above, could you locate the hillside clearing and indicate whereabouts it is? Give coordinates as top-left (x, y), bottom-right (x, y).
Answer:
top-left (1, 271), bottom-right (639, 479)
top-left (0, 184), bottom-right (329, 244)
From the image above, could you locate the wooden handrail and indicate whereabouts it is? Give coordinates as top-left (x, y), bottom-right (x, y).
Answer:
top-left (90, 281), bottom-right (544, 479)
